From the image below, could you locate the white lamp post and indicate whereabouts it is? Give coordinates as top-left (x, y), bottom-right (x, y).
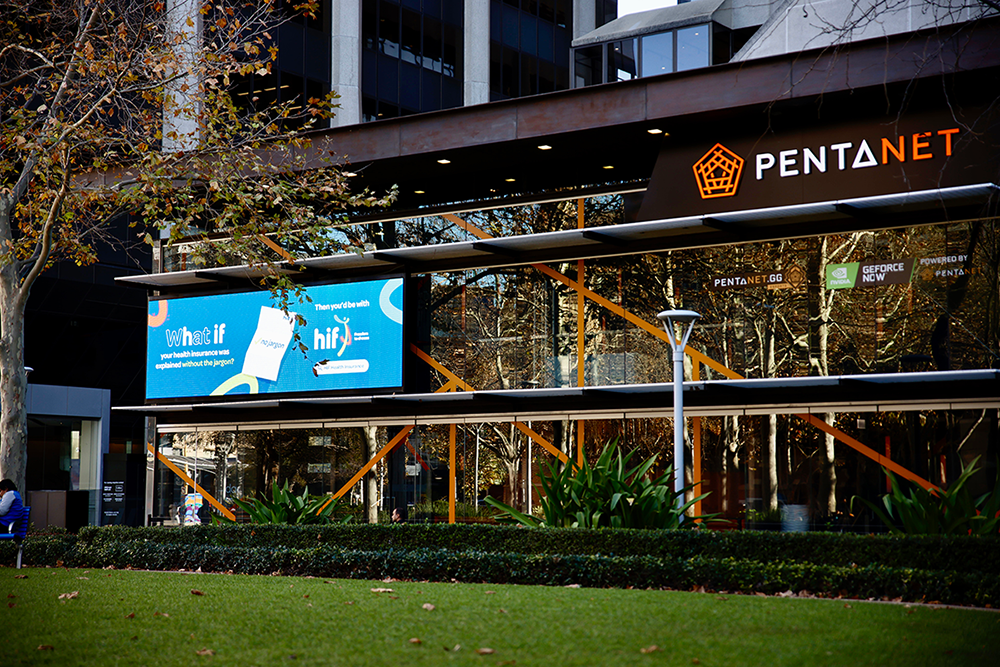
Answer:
top-left (657, 309), bottom-right (701, 517)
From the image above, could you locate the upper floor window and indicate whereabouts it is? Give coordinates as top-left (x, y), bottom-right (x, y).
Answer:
top-left (573, 23), bottom-right (721, 88)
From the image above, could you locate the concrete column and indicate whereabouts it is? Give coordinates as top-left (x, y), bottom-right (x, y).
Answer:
top-left (330, 1), bottom-right (361, 127)
top-left (464, 0), bottom-right (490, 106)
top-left (573, 0), bottom-right (597, 40)
top-left (163, 0), bottom-right (201, 151)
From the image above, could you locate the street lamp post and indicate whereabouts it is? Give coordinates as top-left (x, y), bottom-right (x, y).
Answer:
top-left (657, 309), bottom-right (701, 518)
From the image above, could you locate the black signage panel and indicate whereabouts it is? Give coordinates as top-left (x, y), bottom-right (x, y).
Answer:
top-left (638, 108), bottom-right (997, 221)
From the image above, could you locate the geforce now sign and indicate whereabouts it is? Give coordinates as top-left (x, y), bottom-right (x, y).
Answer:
top-left (145, 278), bottom-right (404, 401)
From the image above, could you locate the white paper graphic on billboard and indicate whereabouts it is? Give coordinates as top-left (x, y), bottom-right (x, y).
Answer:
top-left (241, 305), bottom-right (296, 381)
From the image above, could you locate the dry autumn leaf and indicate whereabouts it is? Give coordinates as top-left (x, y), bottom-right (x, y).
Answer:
top-left (37, 645), bottom-right (54, 651)
top-left (476, 648), bottom-right (496, 655)
top-left (409, 638), bottom-right (422, 645)
top-left (370, 588), bottom-right (394, 593)
top-left (640, 645), bottom-right (661, 654)
top-left (195, 648), bottom-right (215, 656)
top-left (14, 575), bottom-right (27, 579)
top-left (191, 589), bottom-right (205, 596)
top-left (58, 591), bottom-right (79, 600)
top-left (422, 603), bottom-right (435, 611)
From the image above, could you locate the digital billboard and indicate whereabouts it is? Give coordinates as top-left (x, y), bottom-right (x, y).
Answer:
top-left (146, 277), bottom-right (404, 400)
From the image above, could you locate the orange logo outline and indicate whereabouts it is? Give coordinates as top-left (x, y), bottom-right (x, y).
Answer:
top-left (692, 143), bottom-right (745, 199)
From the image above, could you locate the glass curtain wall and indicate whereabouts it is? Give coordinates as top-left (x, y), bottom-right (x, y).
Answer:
top-left (157, 192), bottom-right (999, 530)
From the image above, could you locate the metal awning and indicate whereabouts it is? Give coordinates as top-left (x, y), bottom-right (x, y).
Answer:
top-left (114, 369), bottom-right (1000, 432)
top-left (117, 183), bottom-right (997, 293)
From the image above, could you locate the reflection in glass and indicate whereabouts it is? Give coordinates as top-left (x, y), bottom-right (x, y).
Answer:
top-left (641, 31), bottom-right (673, 77)
top-left (606, 39), bottom-right (637, 82)
top-left (677, 24), bottom-right (710, 72)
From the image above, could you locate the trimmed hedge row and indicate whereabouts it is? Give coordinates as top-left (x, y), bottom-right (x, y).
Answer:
top-left (5, 526), bottom-right (998, 607)
top-left (51, 541), bottom-right (1000, 607)
top-left (73, 524), bottom-right (1000, 575)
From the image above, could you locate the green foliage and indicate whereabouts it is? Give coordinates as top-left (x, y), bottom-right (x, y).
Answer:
top-left (852, 456), bottom-right (1000, 536)
top-left (217, 481), bottom-right (350, 525)
top-left (7, 524), bottom-right (1000, 606)
top-left (486, 443), bottom-right (716, 529)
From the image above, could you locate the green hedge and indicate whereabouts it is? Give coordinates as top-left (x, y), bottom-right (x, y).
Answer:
top-left (5, 525), bottom-right (999, 607)
top-left (72, 524), bottom-right (1000, 575)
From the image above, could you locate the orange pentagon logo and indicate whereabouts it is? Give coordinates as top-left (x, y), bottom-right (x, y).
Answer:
top-left (692, 143), bottom-right (744, 199)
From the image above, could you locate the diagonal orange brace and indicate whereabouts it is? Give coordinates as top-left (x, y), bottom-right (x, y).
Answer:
top-left (319, 426), bottom-right (413, 511)
top-left (796, 413), bottom-right (935, 491)
top-left (444, 210), bottom-right (933, 491)
top-left (148, 444), bottom-right (235, 521)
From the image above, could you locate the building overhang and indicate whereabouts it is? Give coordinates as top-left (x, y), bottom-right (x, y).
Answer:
top-left (117, 182), bottom-right (998, 293)
top-left (115, 370), bottom-right (1000, 432)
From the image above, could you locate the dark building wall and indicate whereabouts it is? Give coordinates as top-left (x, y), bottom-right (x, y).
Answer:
top-left (24, 215), bottom-right (151, 448)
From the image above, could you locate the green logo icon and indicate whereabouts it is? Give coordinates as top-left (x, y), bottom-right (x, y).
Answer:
top-left (826, 263), bottom-right (859, 289)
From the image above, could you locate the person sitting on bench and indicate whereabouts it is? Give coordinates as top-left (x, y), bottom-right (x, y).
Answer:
top-left (0, 479), bottom-right (24, 525)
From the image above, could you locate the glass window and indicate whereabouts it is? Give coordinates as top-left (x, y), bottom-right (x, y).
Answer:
top-left (520, 14), bottom-right (537, 56)
top-left (379, 1), bottom-right (400, 58)
top-left (606, 39), bottom-right (637, 82)
top-left (676, 24), bottom-right (710, 72)
top-left (574, 45), bottom-right (601, 88)
top-left (641, 31), bottom-right (673, 77)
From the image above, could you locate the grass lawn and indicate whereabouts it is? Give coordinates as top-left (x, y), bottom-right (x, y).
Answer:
top-left (2, 567), bottom-right (997, 666)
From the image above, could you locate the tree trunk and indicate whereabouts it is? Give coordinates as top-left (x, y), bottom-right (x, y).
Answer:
top-left (362, 425), bottom-right (379, 523)
top-left (0, 195), bottom-right (29, 491)
top-left (818, 413), bottom-right (838, 517)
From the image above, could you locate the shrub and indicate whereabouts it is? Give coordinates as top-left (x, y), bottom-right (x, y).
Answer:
top-left (486, 443), bottom-right (716, 529)
top-left (852, 456), bottom-right (1000, 536)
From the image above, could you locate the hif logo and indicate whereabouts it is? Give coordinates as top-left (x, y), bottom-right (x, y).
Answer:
top-left (313, 315), bottom-right (353, 357)
top-left (692, 143), bottom-right (745, 199)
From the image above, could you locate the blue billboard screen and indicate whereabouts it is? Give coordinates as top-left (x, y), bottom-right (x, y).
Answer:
top-left (146, 278), bottom-right (404, 400)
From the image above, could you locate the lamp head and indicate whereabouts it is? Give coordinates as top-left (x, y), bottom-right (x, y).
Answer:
top-left (656, 310), bottom-right (701, 326)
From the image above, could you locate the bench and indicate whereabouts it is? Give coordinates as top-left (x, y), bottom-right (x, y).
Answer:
top-left (0, 505), bottom-right (30, 569)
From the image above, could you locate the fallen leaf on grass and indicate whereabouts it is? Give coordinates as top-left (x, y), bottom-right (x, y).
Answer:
top-left (126, 613), bottom-right (135, 619)
top-left (58, 591), bottom-right (79, 600)
top-left (640, 645), bottom-right (661, 654)
top-left (37, 645), bottom-right (54, 651)
top-left (443, 644), bottom-right (461, 652)
top-left (498, 608), bottom-right (507, 614)
top-left (130, 636), bottom-right (138, 641)
top-left (77, 577), bottom-right (89, 580)
top-left (302, 594), bottom-right (309, 599)
top-left (844, 604), bottom-right (852, 609)
top-left (485, 591), bottom-right (495, 595)
top-left (154, 612), bottom-right (170, 617)
top-left (344, 601), bottom-right (355, 605)
top-left (564, 584), bottom-right (580, 588)
top-left (422, 603), bottom-right (435, 611)
top-left (195, 648), bottom-right (215, 656)
top-left (191, 589), bottom-right (205, 596)
top-left (777, 590), bottom-right (794, 598)
top-left (476, 648), bottom-right (495, 655)
top-left (692, 659), bottom-right (702, 664)
top-left (409, 638), bottom-right (422, 645)
top-left (8, 602), bottom-right (15, 608)
top-left (14, 574), bottom-right (27, 579)
top-left (371, 588), bottom-right (394, 593)
top-left (7, 594), bottom-right (15, 598)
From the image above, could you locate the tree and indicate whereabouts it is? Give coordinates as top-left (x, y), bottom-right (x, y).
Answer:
top-left (0, 0), bottom-right (394, 489)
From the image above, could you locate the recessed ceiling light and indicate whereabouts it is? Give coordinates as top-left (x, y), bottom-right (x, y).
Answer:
top-left (414, 190), bottom-right (425, 194)
top-left (505, 178), bottom-right (516, 182)
top-left (647, 128), bottom-right (663, 135)
top-left (437, 159), bottom-right (451, 164)
top-left (537, 144), bottom-right (553, 150)
top-left (602, 165), bottom-right (614, 170)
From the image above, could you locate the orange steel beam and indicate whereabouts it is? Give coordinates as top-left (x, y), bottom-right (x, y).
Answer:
top-left (411, 345), bottom-right (568, 463)
top-left (449, 424), bottom-right (457, 524)
top-left (319, 426), bottom-right (413, 510)
top-left (442, 211), bottom-right (933, 491)
top-left (796, 413), bottom-right (934, 491)
top-left (576, 201), bottom-right (586, 467)
top-left (692, 361), bottom-right (703, 518)
top-left (147, 444), bottom-right (235, 521)
top-left (258, 234), bottom-right (293, 260)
